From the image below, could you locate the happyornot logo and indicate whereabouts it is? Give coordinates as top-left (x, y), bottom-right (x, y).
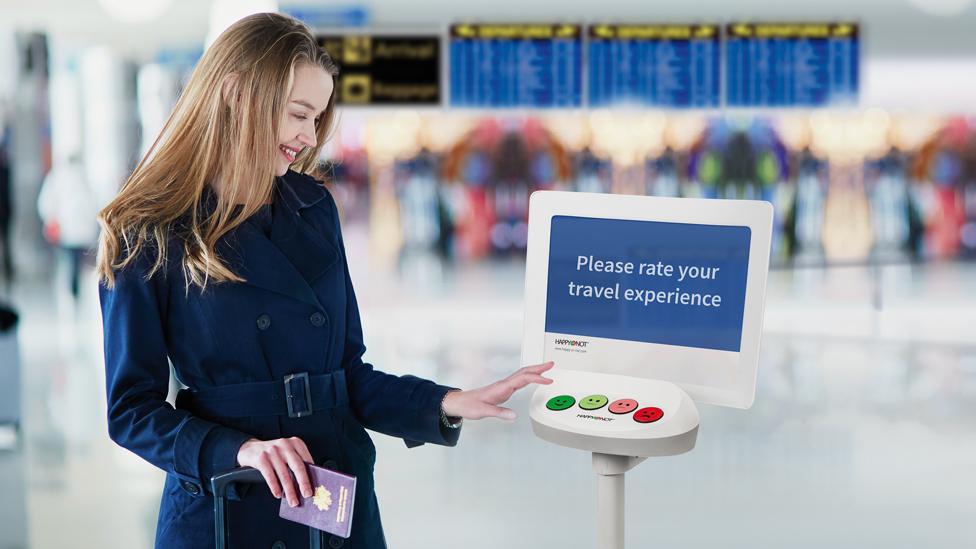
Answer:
top-left (554, 338), bottom-right (588, 348)
top-left (577, 414), bottom-right (614, 422)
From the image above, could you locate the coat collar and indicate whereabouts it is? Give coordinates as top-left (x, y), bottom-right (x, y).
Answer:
top-left (276, 169), bottom-right (330, 212)
top-left (199, 169), bottom-right (328, 215)
top-left (213, 172), bottom-right (338, 307)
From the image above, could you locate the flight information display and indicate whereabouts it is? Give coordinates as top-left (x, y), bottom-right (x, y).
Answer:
top-left (725, 22), bottom-right (859, 107)
top-left (588, 24), bottom-right (720, 108)
top-left (449, 24), bottom-right (583, 108)
top-left (317, 34), bottom-right (441, 105)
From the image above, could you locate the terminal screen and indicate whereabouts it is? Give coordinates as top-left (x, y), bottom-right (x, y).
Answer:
top-left (545, 215), bottom-right (751, 352)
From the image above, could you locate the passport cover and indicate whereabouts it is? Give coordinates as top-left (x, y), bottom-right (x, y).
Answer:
top-left (278, 464), bottom-right (356, 539)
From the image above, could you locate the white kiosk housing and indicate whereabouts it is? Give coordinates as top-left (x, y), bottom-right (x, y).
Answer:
top-left (521, 191), bottom-right (773, 549)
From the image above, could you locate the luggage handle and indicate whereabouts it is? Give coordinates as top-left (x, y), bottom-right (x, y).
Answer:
top-left (211, 466), bottom-right (324, 549)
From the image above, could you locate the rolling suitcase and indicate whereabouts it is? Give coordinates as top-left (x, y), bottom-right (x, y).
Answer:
top-left (211, 467), bottom-right (325, 549)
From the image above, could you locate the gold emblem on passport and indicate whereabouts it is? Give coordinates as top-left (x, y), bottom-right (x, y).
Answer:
top-left (313, 485), bottom-right (333, 511)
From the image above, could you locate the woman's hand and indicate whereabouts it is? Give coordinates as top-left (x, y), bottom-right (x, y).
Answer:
top-left (441, 361), bottom-right (554, 421)
top-left (236, 437), bottom-right (314, 507)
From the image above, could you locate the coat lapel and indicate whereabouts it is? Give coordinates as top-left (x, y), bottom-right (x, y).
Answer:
top-left (225, 221), bottom-right (323, 307)
top-left (219, 171), bottom-right (339, 307)
top-left (268, 190), bottom-right (339, 285)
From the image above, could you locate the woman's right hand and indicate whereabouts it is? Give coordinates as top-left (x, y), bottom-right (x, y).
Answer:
top-left (236, 437), bottom-right (314, 507)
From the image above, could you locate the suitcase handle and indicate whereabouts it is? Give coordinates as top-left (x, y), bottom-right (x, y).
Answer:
top-left (212, 466), bottom-right (265, 499)
top-left (211, 466), bottom-right (324, 549)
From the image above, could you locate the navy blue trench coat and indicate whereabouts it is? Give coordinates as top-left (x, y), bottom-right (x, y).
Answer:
top-left (100, 170), bottom-right (461, 548)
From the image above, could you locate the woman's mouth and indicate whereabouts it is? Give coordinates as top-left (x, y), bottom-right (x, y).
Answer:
top-left (279, 144), bottom-right (301, 163)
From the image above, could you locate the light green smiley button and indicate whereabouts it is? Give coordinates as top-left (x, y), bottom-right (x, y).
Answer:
top-left (546, 395), bottom-right (576, 411)
top-left (579, 394), bottom-right (609, 410)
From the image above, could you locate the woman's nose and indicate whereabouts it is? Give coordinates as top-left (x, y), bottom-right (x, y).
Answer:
top-left (300, 123), bottom-right (317, 148)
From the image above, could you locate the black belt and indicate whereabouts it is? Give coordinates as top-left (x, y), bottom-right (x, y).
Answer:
top-left (176, 370), bottom-right (348, 419)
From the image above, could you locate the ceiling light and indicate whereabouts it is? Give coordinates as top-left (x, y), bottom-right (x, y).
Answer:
top-left (97, 0), bottom-right (173, 24)
top-left (207, 0), bottom-right (280, 49)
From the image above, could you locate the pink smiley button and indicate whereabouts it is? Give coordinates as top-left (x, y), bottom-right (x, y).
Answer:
top-left (608, 399), bottom-right (639, 414)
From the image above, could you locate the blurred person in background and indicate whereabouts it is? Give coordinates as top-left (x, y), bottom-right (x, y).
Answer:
top-left (38, 152), bottom-right (99, 305)
top-left (96, 13), bottom-right (552, 549)
top-left (0, 128), bottom-right (12, 290)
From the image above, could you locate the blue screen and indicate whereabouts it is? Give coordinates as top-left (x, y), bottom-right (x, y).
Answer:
top-left (725, 23), bottom-right (859, 107)
top-left (588, 25), bottom-right (720, 108)
top-left (449, 24), bottom-right (582, 108)
top-left (545, 216), bottom-right (751, 352)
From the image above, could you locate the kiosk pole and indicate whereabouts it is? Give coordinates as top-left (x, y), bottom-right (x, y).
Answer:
top-left (592, 453), bottom-right (647, 549)
top-left (596, 467), bottom-right (624, 549)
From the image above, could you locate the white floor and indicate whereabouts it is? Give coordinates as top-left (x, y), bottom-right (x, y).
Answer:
top-left (2, 245), bottom-right (975, 548)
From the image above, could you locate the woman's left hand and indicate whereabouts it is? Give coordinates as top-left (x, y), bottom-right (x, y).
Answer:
top-left (441, 361), bottom-right (554, 421)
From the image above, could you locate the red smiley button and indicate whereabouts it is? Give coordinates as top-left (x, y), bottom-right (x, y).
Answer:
top-left (633, 407), bottom-right (664, 424)
top-left (608, 399), bottom-right (639, 414)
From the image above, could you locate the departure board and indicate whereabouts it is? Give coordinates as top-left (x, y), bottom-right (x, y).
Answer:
top-left (588, 24), bottom-right (720, 108)
top-left (317, 34), bottom-right (441, 105)
top-left (449, 24), bottom-right (583, 108)
top-left (725, 23), bottom-right (859, 107)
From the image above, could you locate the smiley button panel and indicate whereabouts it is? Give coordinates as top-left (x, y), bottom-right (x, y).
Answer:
top-left (543, 390), bottom-right (667, 425)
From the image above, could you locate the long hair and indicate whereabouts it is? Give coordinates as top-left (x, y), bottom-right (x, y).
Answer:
top-left (96, 12), bottom-right (339, 290)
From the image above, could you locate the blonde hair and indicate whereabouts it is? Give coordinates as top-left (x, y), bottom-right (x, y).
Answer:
top-left (97, 12), bottom-right (338, 290)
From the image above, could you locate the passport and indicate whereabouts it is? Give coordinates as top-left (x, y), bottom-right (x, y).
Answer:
top-left (278, 464), bottom-right (357, 539)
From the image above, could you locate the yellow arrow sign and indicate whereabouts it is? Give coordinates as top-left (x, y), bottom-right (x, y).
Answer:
top-left (832, 23), bottom-right (855, 37)
top-left (556, 24), bottom-right (577, 38)
top-left (732, 23), bottom-right (752, 37)
top-left (694, 25), bottom-right (715, 38)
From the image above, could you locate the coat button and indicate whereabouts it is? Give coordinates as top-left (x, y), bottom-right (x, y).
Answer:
top-left (256, 314), bottom-right (271, 331)
top-left (328, 537), bottom-right (343, 548)
top-left (180, 480), bottom-right (200, 495)
top-left (271, 541), bottom-right (286, 549)
top-left (309, 312), bottom-right (326, 327)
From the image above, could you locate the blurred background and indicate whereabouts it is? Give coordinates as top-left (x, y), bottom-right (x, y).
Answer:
top-left (0, 1), bottom-right (974, 548)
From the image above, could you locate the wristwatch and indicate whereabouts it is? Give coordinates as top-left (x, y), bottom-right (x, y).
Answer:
top-left (440, 390), bottom-right (463, 429)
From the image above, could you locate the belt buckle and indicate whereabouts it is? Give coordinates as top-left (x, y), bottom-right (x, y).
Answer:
top-left (284, 372), bottom-right (313, 418)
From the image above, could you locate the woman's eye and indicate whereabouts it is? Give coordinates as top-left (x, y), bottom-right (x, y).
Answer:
top-left (292, 113), bottom-right (319, 126)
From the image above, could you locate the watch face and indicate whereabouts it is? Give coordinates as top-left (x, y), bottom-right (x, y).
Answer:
top-left (440, 410), bottom-right (462, 429)
top-left (440, 389), bottom-right (463, 428)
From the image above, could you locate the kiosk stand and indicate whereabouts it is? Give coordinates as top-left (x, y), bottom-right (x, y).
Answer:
top-left (521, 191), bottom-right (773, 548)
top-left (530, 367), bottom-right (701, 549)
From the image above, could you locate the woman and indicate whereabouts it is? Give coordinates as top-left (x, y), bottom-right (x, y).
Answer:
top-left (97, 13), bottom-right (552, 548)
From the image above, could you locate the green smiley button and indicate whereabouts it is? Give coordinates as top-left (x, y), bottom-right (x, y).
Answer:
top-left (546, 395), bottom-right (576, 411)
top-left (579, 394), bottom-right (609, 410)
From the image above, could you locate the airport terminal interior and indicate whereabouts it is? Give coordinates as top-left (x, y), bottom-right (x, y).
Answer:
top-left (1, 1), bottom-right (975, 548)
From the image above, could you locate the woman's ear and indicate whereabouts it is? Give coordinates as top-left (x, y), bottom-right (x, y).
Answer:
top-left (220, 73), bottom-right (241, 111)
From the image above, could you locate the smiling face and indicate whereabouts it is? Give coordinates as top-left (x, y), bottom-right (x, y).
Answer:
top-left (578, 394), bottom-right (608, 411)
top-left (275, 63), bottom-right (335, 176)
top-left (546, 395), bottom-right (576, 411)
